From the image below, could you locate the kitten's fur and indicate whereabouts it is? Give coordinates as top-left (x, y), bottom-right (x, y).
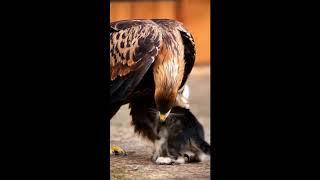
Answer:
top-left (150, 106), bottom-right (210, 164)
top-left (129, 85), bottom-right (210, 164)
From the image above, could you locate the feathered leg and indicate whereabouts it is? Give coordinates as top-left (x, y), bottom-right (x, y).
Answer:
top-left (129, 94), bottom-right (159, 142)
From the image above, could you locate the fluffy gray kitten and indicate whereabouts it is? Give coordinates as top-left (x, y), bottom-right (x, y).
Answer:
top-left (151, 106), bottom-right (211, 165)
top-left (130, 85), bottom-right (211, 164)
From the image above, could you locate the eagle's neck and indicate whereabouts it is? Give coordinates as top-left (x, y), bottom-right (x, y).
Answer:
top-left (153, 45), bottom-right (185, 99)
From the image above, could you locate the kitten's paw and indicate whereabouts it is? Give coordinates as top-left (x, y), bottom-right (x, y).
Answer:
top-left (197, 152), bottom-right (210, 162)
top-left (151, 153), bottom-right (159, 162)
top-left (173, 156), bottom-right (186, 164)
top-left (183, 151), bottom-right (196, 162)
top-left (155, 157), bottom-right (174, 165)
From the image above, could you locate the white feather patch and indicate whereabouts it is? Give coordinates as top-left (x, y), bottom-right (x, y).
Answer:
top-left (182, 84), bottom-right (190, 100)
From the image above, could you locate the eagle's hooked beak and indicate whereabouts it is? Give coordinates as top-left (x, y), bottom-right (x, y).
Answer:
top-left (159, 110), bottom-right (171, 122)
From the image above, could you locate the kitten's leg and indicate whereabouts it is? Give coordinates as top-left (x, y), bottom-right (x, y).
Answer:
top-left (168, 152), bottom-right (197, 164)
top-left (163, 151), bottom-right (195, 164)
top-left (153, 132), bottom-right (176, 165)
top-left (182, 151), bottom-right (197, 163)
top-left (152, 137), bottom-right (163, 161)
top-left (152, 134), bottom-right (168, 162)
top-left (190, 138), bottom-right (211, 162)
top-left (155, 157), bottom-right (173, 165)
top-left (196, 152), bottom-right (211, 162)
top-left (155, 143), bottom-right (181, 165)
top-left (172, 156), bottom-right (186, 164)
top-left (167, 147), bottom-right (185, 164)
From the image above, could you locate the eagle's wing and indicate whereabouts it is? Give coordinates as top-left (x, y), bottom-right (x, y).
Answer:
top-left (151, 19), bottom-right (196, 89)
top-left (179, 29), bottom-right (196, 89)
top-left (109, 20), bottom-right (161, 104)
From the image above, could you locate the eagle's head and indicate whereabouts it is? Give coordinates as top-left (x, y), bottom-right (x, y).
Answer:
top-left (154, 88), bottom-right (178, 122)
top-left (153, 58), bottom-right (184, 121)
top-left (151, 26), bottom-right (186, 122)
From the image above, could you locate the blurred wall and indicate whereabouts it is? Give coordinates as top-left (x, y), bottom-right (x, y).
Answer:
top-left (110, 0), bottom-right (210, 65)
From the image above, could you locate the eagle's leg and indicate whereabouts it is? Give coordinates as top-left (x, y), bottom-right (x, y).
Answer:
top-left (110, 104), bottom-right (127, 156)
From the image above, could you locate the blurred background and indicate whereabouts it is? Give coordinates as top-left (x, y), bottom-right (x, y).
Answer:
top-left (110, 1), bottom-right (211, 179)
top-left (110, 0), bottom-right (210, 65)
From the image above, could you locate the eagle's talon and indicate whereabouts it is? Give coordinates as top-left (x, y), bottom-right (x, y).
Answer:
top-left (110, 145), bottom-right (127, 156)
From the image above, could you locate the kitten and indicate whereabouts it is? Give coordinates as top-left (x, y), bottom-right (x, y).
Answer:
top-left (129, 85), bottom-right (211, 164)
top-left (150, 106), bottom-right (211, 165)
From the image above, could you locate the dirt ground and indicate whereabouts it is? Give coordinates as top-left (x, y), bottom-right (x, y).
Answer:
top-left (111, 66), bottom-right (211, 180)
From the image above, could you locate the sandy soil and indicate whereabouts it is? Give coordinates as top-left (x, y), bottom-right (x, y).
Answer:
top-left (110, 66), bottom-right (211, 180)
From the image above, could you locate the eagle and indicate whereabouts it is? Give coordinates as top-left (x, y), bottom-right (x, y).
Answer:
top-left (108, 19), bottom-right (196, 154)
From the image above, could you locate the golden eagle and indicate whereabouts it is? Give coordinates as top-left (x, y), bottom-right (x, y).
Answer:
top-left (109, 19), bottom-right (196, 154)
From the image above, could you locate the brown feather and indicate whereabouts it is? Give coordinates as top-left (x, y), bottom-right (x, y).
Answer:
top-left (110, 22), bottom-right (161, 80)
top-left (109, 19), bottom-right (196, 111)
top-left (153, 28), bottom-right (185, 106)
